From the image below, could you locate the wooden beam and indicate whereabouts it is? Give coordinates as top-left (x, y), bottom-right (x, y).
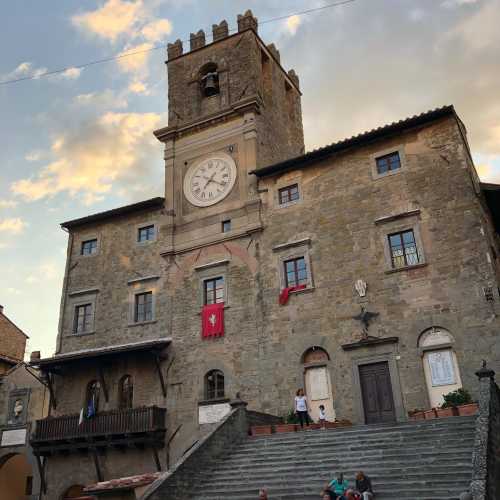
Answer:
top-left (154, 355), bottom-right (167, 397)
top-left (46, 373), bottom-right (57, 410)
top-left (152, 447), bottom-right (161, 472)
top-left (34, 454), bottom-right (47, 495)
top-left (91, 449), bottom-right (103, 482)
top-left (98, 366), bottom-right (109, 402)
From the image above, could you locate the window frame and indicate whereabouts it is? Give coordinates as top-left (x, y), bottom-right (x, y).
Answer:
top-left (274, 175), bottom-right (303, 209)
top-left (137, 224), bottom-right (156, 244)
top-left (85, 380), bottom-right (101, 414)
top-left (387, 229), bottom-right (420, 269)
top-left (371, 146), bottom-right (406, 180)
top-left (274, 239), bottom-right (314, 292)
top-left (73, 303), bottom-right (94, 335)
top-left (203, 276), bottom-right (225, 305)
top-left (81, 238), bottom-right (98, 256)
top-left (204, 370), bottom-right (225, 400)
top-left (221, 220), bottom-right (231, 233)
top-left (118, 375), bottom-right (134, 410)
top-left (284, 256), bottom-right (308, 288)
top-left (375, 151), bottom-right (401, 176)
top-left (278, 183), bottom-right (300, 206)
top-left (134, 291), bottom-right (154, 323)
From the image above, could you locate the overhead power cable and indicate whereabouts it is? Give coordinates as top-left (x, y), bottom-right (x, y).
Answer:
top-left (0, 0), bottom-right (356, 86)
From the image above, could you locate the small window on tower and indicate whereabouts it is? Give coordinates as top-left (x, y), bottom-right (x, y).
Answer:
top-left (200, 63), bottom-right (219, 98)
top-left (222, 220), bottom-right (231, 233)
top-left (279, 184), bottom-right (300, 205)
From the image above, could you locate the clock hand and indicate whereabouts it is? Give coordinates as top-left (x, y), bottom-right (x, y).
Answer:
top-left (203, 172), bottom-right (216, 189)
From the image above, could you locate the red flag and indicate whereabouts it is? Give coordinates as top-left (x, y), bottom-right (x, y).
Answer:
top-left (202, 303), bottom-right (225, 338)
top-left (279, 285), bottom-right (307, 305)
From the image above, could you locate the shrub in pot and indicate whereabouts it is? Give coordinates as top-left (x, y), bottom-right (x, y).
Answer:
top-left (441, 388), bottom-right (478, 415)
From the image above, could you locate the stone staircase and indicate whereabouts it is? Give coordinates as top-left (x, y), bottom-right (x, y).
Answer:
top-left (190, 416), bottom-right (476, 500)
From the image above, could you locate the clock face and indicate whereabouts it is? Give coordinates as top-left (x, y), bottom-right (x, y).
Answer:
top-left (183, 154), bottom-right (237, 207)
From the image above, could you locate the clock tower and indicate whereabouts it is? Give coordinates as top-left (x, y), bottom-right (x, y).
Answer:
top-left (154, 10), bottom-right (304, 255)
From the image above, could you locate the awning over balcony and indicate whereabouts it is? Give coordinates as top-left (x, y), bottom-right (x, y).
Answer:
top-left (30, 338), bottom-right (171, 370)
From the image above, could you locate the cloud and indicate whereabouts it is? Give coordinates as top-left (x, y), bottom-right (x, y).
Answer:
top-left (11, 112), bottom-right (162, 205)
top-left (72, 0), bottom-right (145, 42)
top-left (25, 151), bottom-right (43, 162)
top-left (74, 89), bottom-right (128, 109)
top-left (141, 18), bottom-right (172, 41)
top-left (442, 0), bottom-right (480, 7)
top-left (26, 261), bottom-right (62, 284)
top-left (0, 200), bottom-right (18, 209)
top-left (128, 80), bottom-right (150, 95)
top-left (285, 15), bottom-right (302, 35)
top-left (2, 62), bottom-right (48, 82)
top-left (0, 218), bottom-right (26, 234)
top-left (56, 67), bottom-right (82, 80)
top-left (116, 43), bottom-right (153, 73)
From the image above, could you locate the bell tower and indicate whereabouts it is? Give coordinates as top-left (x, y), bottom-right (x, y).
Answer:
top-left (154, 10), bottom-right (304, 254)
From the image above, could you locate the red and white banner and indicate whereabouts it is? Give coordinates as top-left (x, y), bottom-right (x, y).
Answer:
top-left (279, 285), bottom-right (307, 305)
top-left (202, 302), bottom-right (225, 338)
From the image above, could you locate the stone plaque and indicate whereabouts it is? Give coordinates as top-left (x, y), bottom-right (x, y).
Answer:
top-left (1, 428), bottom-right (27, 447)
top-left (428, 350), bottom-right (456, 387)
top-left (198, 402), bottom-right (231, 425)
top-left (308, 367), bottom-right (329, 401)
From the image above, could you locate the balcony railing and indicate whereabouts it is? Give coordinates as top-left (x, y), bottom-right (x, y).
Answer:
top-left (31, 406), bottom-right (165, 452)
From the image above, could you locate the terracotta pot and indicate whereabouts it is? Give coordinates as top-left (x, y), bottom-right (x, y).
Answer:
top-left (307, 423), bottom-right (323, 430)
top-left (423, 409), bottom-right (437, 420)
top-left (457, 403), bottom-right (479, 416)
top-left (274, 423), bottom-right (297, 433)
top-left (251, 425), bottom-right (273, 436)
top-left (409, 411), bottom-right (425, 421)
top-left (435, 407), bottom-right (456, 418)
top-left (324, 420), bottom-right (351, 429)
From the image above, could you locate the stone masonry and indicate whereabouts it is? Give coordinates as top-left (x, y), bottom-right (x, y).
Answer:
top-left (31, 9), bottom-right (500, 499)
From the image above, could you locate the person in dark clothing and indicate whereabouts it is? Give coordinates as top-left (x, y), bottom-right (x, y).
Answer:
top-left (294, 388), bottom-right (311, 428)
top-left (320, 483), bottom-right (338, 499)
top-left (355, 471), bottom-right (374, 499)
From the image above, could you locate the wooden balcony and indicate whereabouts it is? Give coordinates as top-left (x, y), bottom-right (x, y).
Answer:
top-left (31, 406), bottom-right (166, 455)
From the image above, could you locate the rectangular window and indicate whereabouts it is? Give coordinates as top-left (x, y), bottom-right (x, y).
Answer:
top-left (376, 152), bottom-right (401, 175)
top-left (74, 304), bottom-right (93, 334)
top-left (284, 257), bottom-right (308, 288)
top-left (204, 277), bottom-right (224, 305)
top-left (134, 292), bottom-right (153, 323)
top-left (138, 225), bottom-right (155, 242)
top-left (222, 220), bottom-right (231, 233)
top-left (278, 184), bottom-right (300, 205)
top-left (388, 230), bottom-right (419, 268)
top-left (81, 239), bottom-right (98, 256)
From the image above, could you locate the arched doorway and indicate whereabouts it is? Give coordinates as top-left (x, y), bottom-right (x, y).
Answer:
top-left (419, 327), bottom-right (463, 407)
top-left (0, 453), bottom-right (33, 500)
top-left (302, 347), bottom-right (335, 422)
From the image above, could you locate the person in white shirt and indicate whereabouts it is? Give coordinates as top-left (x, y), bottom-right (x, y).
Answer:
top-left (294, 388), bottom-right (311, 428)
top-left (318, 404), bottom-right (327, 427)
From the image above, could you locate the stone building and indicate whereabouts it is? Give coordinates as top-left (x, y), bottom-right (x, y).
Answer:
top-left (0, 306), bottom-right (48, 499)
top-left (29, 9), bottom-right (500, 499)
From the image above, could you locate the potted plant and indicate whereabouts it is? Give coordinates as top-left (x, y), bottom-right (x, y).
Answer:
top-left (423, 408), bottom-right (437, 419)
top-left (275, 409), bottom-right (298, 433)
top-left (435, 404), bottom-right (456, 418)
top-left (408, 409), bottom-right (425, 420)
top-left (441, 388), bottom-right (478, 416)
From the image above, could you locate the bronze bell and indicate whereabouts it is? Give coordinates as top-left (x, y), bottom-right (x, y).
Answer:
top-left (203, 72), bottom-right (218, 97)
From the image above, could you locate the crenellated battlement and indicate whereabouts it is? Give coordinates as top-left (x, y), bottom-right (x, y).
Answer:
top-left (167, 10), bottom-right (258, 61)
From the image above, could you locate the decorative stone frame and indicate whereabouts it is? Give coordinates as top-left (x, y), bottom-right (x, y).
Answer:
top-left (273, 173), bottom-right (303, 209)
top-left (370, 145), bottom-right (406, 180)
top-left (273, 238), bottom-right (314, 292)
top-left (6, 388), bottom-right (30, 427)
top-left (77, 234), bottom-right (100, 258)
top-left (351, 352), bottom-right (406, 424)
top-left (67, 289), bottom-right (99, 336)
top-left (376, 211), bottom-right (426, 273)
top-left (127, 276), bottom-right (159, 326)
top-left (134, 221), bottom-right (158, 246)
top-left (195, 260), bottom-right (230, 309)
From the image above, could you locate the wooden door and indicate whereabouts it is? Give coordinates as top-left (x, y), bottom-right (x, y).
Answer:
top-left (305, 366), bottom-right (336, 422)
top-left (359, 362), bottom-right (396, 424)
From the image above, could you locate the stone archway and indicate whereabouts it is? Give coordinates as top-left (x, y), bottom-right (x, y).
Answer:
top-left (302, 346), bottom-right (335, 422)
top-left (0, 453), bottom-right (33, 500)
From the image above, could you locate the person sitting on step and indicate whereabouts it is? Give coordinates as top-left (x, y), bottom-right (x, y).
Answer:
top-left (320, 482), bottom-right (338, 499)
top-left (355, 471), bottom-right (374, 499)
top-left (294, 388), bottom-right (311, 428)
top-left (259, 488), bottom-right (268, 499)
top-left (344, 489), bottom-right (361, 500)
top-left (328, 472), bottom-right (349, 500)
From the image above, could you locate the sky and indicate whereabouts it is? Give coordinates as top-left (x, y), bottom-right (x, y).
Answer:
top-left (1, 0), bottom-right (499, 358)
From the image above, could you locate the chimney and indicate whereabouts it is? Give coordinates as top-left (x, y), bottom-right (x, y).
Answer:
top-left (237, 10), bottom-right (258, 33)
top-left (212, 20), bottom-right (229, 42)
top-left (30, 351), bottom-right (41, 362)
top-left (190, 30), bottom-right (206, 51)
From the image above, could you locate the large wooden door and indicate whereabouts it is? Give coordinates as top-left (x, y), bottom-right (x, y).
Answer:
top-left (359, 362), bottom-right (396, 424)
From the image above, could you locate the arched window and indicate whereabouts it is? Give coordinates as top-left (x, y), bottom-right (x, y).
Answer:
top-left (205, 370), bottom-right (224, 400)
top-left (119, 375), bottom-right (133, 410)
top-left (200, 63), bottom-right (219, 97)
top-left (418, 327), bottom-right (463, 407)
top-left (302, 346), bottom-right (330, 364)
top-left (85, 380), bottom-right (100, 416)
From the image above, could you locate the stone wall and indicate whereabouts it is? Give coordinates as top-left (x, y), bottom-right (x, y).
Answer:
top-left (0, 310), bottom-right (26, 361)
